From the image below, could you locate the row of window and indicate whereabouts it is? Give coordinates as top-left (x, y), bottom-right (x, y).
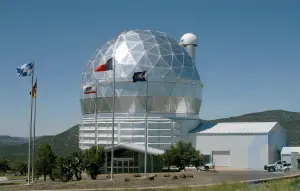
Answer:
top-left (80, 130), bottom-right (181, 137)
top-left (79, 142), bottom-right (171, 151)
top-left (80, 122), bottom-right (181, 129)
top-left (80, 136), bottom-right (180, 144)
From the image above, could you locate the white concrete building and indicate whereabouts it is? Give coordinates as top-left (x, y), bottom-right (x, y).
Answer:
top-left (281, 147), bottom-right (300, 164)
top-left (191, 122), bottom-right (287, 169)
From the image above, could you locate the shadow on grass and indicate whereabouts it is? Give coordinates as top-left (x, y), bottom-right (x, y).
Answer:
top-left (0, 182), bottom-right (20, 186)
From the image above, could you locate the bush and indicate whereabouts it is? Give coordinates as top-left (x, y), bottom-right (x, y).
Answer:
top-left (133, 174), bottom-right (141, 177)
top-left (124, 178), bottom-right (130, 182)
top-left (148, 176), bottom-right (155, 180)
top-left (172, 175), bottom-right (178, 180)
top-left (164, 174), bottom-right (170, 177)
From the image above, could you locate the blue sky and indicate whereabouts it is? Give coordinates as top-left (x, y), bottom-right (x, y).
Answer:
top-left (0, 0), bottom-right (299, 136)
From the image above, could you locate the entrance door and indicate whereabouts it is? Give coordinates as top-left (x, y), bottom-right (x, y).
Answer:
top-left (212, 151), bottom-right (231, 167)
top-left (113, 158), bottom-right (134, 173)
top-left (123, 161), bottom-right (129, 173)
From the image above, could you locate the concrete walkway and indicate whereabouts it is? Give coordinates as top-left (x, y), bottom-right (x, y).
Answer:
top-left (0, 177), bottom-right (8, 181)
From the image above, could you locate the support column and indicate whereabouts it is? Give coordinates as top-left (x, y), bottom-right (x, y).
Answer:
top-left (117, 121), bottom-right (121, 144)
top-left (151, 155), bottom-right (154, 173)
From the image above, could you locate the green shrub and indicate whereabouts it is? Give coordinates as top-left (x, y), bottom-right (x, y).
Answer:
top-left (51, 168), bottom-right (61, 181)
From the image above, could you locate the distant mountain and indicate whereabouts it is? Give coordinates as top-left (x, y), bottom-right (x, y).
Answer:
top-left (0, 125), bottom-right (80, 161)
top-left (0, 135), bottom-right (28, 147)
top-left (0, 110), bottom-right (300, 161)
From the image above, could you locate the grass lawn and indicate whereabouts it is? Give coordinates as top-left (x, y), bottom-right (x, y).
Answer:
top-left (5, 175), bottom-right (26, 180)
top-left (0, 173), bottom-right (299, 191)
top-left (181, 178), bottom-right (300, 191)
top-left (1, 178), bottom-right (300, 191)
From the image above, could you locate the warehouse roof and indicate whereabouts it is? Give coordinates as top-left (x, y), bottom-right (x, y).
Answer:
top-left (189, 122), bottom-right (217, 133)
top-left (104, 143), bottom-right (164, 156)
top-left (281, 147), bottom-right (300, 155)
top-left (196, 122), bottom-right (278, 134)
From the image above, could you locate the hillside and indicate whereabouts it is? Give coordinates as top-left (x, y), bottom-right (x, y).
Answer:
top-left (0, 110), bottom-right (300, 161)
top-left (0, 124), bottom-right (80, 161)
top-left (0, 136), bottom-right (28, 147)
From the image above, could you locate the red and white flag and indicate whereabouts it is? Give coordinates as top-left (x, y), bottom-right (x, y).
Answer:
top-left (83, 83), bottom-right (96, 94)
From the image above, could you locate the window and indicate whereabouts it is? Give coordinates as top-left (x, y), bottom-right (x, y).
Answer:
top-left (120, 130), bottom-right (134, 136)
top-left (160, 130), bottom-right (172, 136)
top-left (148, 130), bottom-right (159, 136)
top-left (160, 137), bottom-right (172, 143)
top-left (133, 137), bottom-right (144, 142)
top-left (120, 137), bottom-right (133, 143)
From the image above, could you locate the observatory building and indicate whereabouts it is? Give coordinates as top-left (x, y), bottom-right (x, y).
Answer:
top-left (79, 30), bottom-right (287, 172)
top-left (79, 30), bottom-right (202, 156)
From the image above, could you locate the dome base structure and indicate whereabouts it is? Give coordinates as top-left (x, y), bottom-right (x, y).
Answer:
top-left (79, 113), bottom-right (201, 151)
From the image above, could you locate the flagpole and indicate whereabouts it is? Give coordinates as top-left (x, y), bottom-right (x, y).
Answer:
top-left (111, 34), bottom-right (121, 180)
top-left (110, 58), bottom-right (115, 180)
top-left (95, 80), bottom-right (98, 148)
top-left (32, 78), bottom-right (37, 182)
top-left (110, 54), bottom-right (116, 180)
top-left (27, 58), bottom-right (34, 184)
top-left (144, 75), bottom-right (149, 177)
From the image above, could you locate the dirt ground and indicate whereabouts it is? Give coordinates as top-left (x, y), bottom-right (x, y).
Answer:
top-left (0, 170), bottom-right (299, 191)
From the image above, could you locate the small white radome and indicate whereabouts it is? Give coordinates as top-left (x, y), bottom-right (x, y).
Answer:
top-left (180, 33), bottom-right (197, 46)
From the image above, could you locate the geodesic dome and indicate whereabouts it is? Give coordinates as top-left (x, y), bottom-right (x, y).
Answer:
top-left (81, 29), bottom-right (202, 116)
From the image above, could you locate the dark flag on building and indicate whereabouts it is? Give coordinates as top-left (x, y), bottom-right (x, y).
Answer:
top-left (132, 71), bottom-right (147, 82)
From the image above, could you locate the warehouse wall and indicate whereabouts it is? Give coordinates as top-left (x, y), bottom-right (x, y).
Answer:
top-left (268, 123), bottom-right (287, 164)
top-left (195, 134), bottom-right (269, 169)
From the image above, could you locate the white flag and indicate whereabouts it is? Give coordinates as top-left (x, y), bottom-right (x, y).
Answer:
top-left (83, 83), bottom-right (96, 94)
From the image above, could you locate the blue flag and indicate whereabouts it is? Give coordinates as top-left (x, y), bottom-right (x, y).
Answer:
top-left (17, 63), bottom-right (33, 77)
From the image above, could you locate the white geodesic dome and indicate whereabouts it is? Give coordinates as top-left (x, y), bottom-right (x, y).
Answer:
top-left (80, 29), bottom-right (202, 117)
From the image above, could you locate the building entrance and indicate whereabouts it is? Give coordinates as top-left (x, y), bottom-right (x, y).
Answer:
top-left (113, 158), bottom-right (137, 173)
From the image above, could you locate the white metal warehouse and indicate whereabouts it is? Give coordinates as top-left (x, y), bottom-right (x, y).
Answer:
top-left (281, 147), bottom-right (300, 164)
top-left (190, 122), bottom-right (287, 169)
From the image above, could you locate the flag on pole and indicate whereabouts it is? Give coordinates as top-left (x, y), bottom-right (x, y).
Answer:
top-left (132, 71), bottom-right (147, 82)
top-left (30, 79), bottom-right (37, 98)
top-left (17, 63), bottom-right (33, 77)
top-left (83, 83), bottom-right (96, 94)
top-left (94, 58), bottom-right (113, 72)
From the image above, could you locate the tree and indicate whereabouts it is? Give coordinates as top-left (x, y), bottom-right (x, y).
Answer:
top-left (36, 144), bottom-right (57, 181)
top-left (83, 146), bottom-right (105, 180)
top-left (0, 158), bottom-right (9, 173)
top-left (10, 161), bottom-right (27, 175)
top-left (70, 151), bottom-right (84, 181)
top-left (55, 156), bottom-right (73, 182)
top-left (190, 150), bottom-right (204, 169)
top-left (160, 146), bottom-right (175, 171)
top-left (161, 141), bottom-right (203, 171)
